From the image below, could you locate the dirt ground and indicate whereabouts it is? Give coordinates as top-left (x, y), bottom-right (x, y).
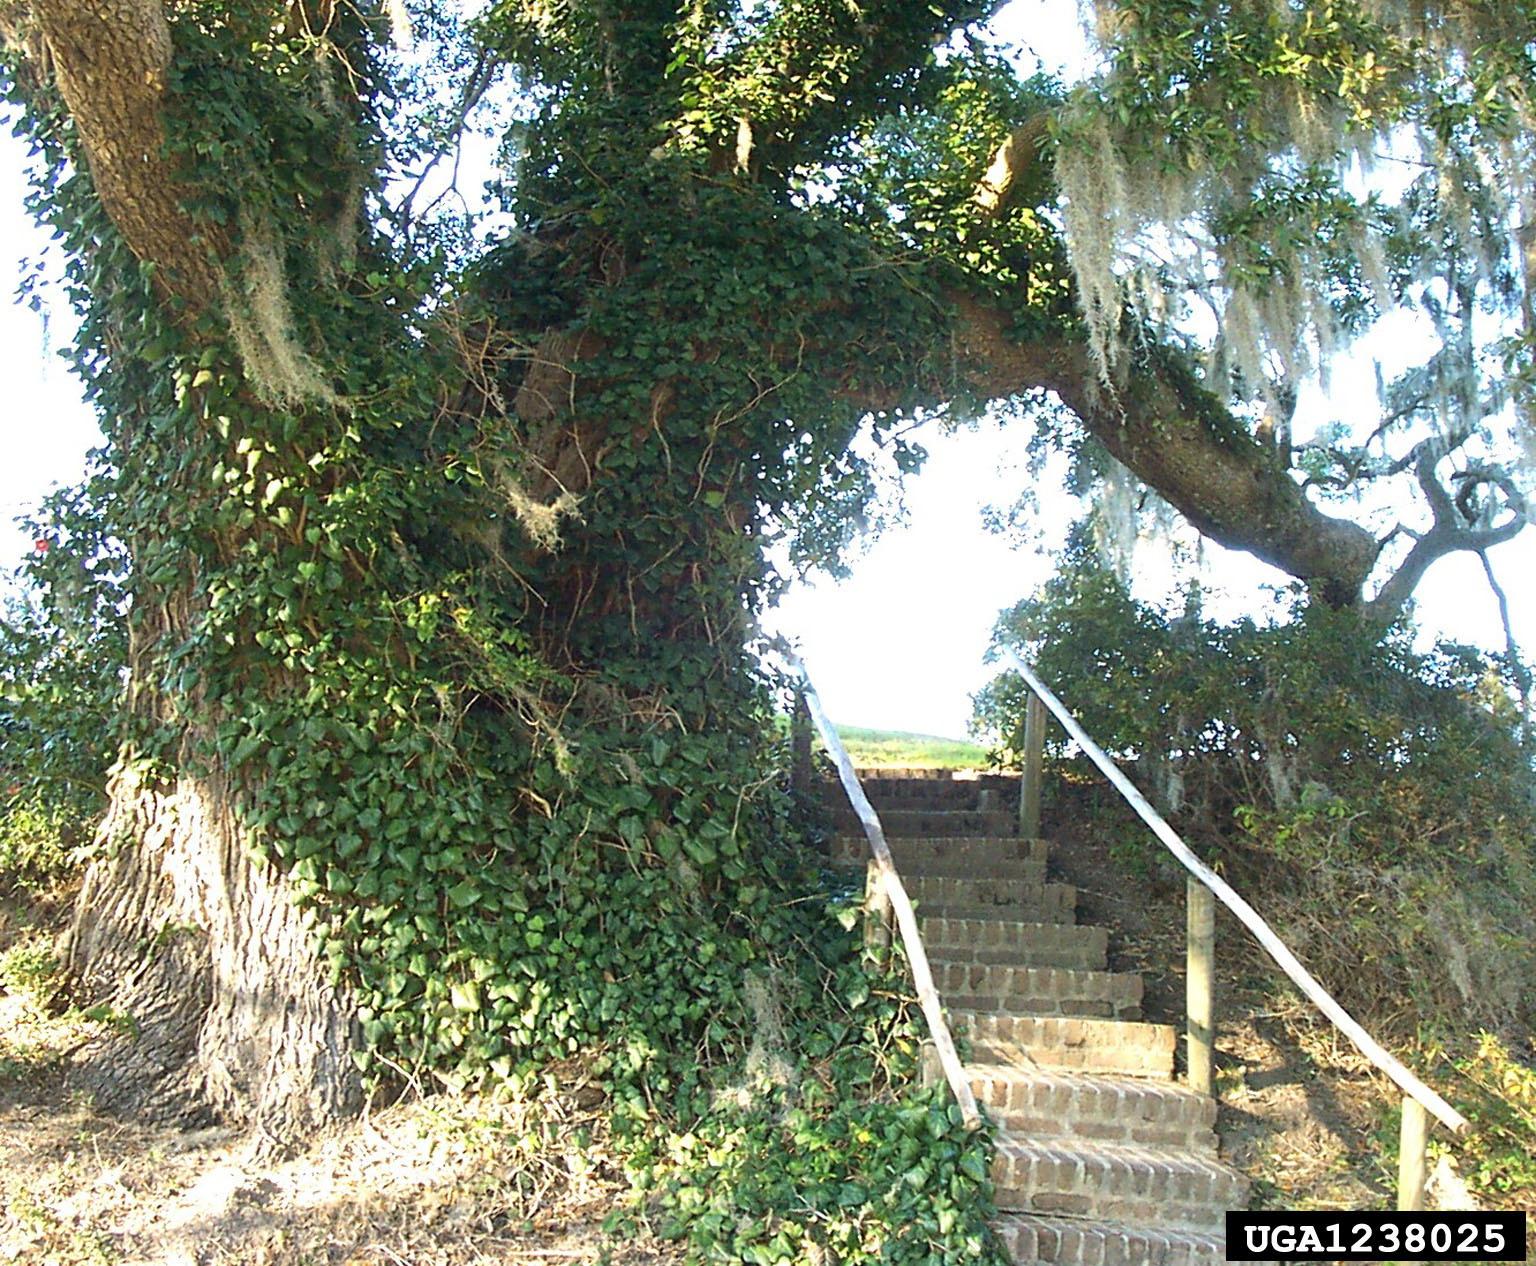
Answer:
top-left (1, 1064), bottom-right (684, 1266)
top-left (0, 892), bottom-right (681, 1266)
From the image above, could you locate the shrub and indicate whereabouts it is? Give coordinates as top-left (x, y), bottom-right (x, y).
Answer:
top-left (0, 467), bottom-right (125, 896)
top-left (974, 550), bottom-right (1536, 1037)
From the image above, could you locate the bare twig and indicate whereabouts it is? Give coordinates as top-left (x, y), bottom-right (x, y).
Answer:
top-left (398, 47), bottom-right (500, 238)
top-left (1478, 549), bottom-right (1534, 751)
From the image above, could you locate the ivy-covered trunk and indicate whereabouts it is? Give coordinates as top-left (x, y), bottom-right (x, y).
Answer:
top-left (52, 336), bottom-right (392, 1135)
top-left (2, 0), bottom-right (954, 1147)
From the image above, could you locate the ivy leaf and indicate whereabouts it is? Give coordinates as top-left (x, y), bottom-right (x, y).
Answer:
top-left (447, 878), bottom-right (481, 909)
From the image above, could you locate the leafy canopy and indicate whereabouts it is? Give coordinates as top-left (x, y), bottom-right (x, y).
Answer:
top-left (3, 0), bottom-right (1536, 1254)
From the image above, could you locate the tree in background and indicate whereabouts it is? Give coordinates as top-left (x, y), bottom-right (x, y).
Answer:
top-left (0, 470), bottom-right (125, 890)
top-left (0, 0), bottom-right (1532, 1153)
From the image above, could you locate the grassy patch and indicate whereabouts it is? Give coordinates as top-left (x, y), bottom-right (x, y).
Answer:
top-left (833, 727), bottom-right (989, 770)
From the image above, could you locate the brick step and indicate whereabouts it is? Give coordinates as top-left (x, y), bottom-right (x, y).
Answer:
top-left (829, 834), bottom-right (1048, 871)
top-left (968, 1065), bottom-right (1217, 1152)
top-left (832, 778), bottom-right (1018, 810)
top-left (850, 767), bottom-right (961, 781)
top-left (954, 1012), bottom-right (1176, 1079)
top-left (833, 808), bottom-right (1018, 837)
top-left (994, 1214), bottom-right (1267, 1266)
top-left (904, 876), bottom-right (1077, 924)
top-left (991, 1135), bottom-right (1249, 1233)
top-left (840, 854), bottom-right (1049, 886)
top-left (917, 917), bottom-right (1108, 971)
top-left (841, 854), bottom-right (1044, 884)
top-left (933, 962), bottom-right (1142, 1019)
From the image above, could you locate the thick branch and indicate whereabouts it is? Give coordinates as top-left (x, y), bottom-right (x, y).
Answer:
top-left (29, 0), bottom-right (226, 304)
top-left (1362, 446), bottom-right (1528, 623)
top-left (943, 297), bottom-right (1381, 606)
top-left (972, 114), bottom-right (1051, 216)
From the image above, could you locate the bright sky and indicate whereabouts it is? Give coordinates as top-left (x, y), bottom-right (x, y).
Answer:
top-left (3, 2), bottom-right (1532, 740)
top-left (0, 163), bottom-right (101, 563)
top-left (767, 415), bottom-right (1535, 739)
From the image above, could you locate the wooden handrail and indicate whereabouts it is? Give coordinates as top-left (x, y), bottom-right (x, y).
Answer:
top-left (1002, 650), bottom-right (1468, 1136)
top-left (785, 652), bottom-right (982, 1130)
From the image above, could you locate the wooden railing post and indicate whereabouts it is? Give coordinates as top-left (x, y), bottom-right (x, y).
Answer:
top-left (1019, 690), bottom-right (1046, 839)
top-left (1398, 1096), bottom-right (1429, 1211)
top-left (1001, 650), bottom-right (1469, 1139)
top-left (864, 858), bottom-right (893, 953)
top-left (1186, 877), bottom-right (1216, 1096)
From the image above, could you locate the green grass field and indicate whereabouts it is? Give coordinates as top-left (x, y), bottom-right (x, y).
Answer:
top-left (831, 726), bottom-right (991, 770)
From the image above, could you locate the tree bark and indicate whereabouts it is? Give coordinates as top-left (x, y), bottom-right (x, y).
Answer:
top-left (4, 0), bottom-right (365, 1146)
top-left (66, 761), bottom-right (361, 1151)
top-left (30, 0), bottom-right (227, 305)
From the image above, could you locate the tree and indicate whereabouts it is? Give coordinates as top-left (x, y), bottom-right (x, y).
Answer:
top-left (1, 0), bottom-right (1532, 1143)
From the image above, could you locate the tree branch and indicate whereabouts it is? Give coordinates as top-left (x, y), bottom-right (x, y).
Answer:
top-left (28, 0), bottom-right (228, 305)
top-left (396, 47), bottom-right (499, 240)
top-left (1478, 549), bottom-right (1533, 751)
top-left (1362, 443), bottom-right (1529, 623)
top-left (972, 113), bottom-right (1051, 216)
top-left (937, 296), bottom-right (1382, 606)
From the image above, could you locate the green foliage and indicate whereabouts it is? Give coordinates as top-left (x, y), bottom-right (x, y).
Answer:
top-left (1051, 0), bottom-right (1536, 547)
top-left (641, 1084), bottom-right (999, 1264)
top-left (1, 5), bottom-right (1013, 1258)
top-left (0, 934), bottom-right (61, 998)
top-left (975, 545), bottom-right (1536, 1037)
top-left (973, 549), bottom-right (1172, 761)
top-left (612, 928), bottom-right (1001, 1264)
top-left (0, 799), bottom-right (79, 895)
top-left (0, 468), bottom-right (126, 892)
top-left (824, 46), bottom-right (1074, 333)
top-left (1441, 1033), bottom-right (1536, 1207)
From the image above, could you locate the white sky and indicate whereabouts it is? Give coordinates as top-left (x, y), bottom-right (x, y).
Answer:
top-left (769, 419), bottom-right (1535, 739)
top-left (0, 164), bottom-right (101, 556)
top-left (3, 2), bottom-right (1532, 740)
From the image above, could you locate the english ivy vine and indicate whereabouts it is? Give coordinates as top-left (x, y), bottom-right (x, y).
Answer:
top-left (3, 3), bottom-right (1010, 1260)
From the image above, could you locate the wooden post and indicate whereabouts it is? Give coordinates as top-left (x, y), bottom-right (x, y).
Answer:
top-left (1002, 650), bottom-right (1469, 1137)
top-left (1019, 690), bottom-right (1046, 839)
top-left (1186, 876), bottom-right (1215, 1096)
top-left (790, 689), bottom-right (812, 799)
top-left (863, 858), bottom-right (893, 953)
top-left (1398, 1096), bottom-right (1429, 1212)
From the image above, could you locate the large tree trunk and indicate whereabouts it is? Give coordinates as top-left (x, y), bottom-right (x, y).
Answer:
top-left (66, 762), bottom-right (361, 1147)
top-left (5, 0), bottom-right (369, 1143)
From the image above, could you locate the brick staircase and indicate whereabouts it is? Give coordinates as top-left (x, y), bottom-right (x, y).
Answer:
top-left (829, 769), bottom-right (1266, 1266)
